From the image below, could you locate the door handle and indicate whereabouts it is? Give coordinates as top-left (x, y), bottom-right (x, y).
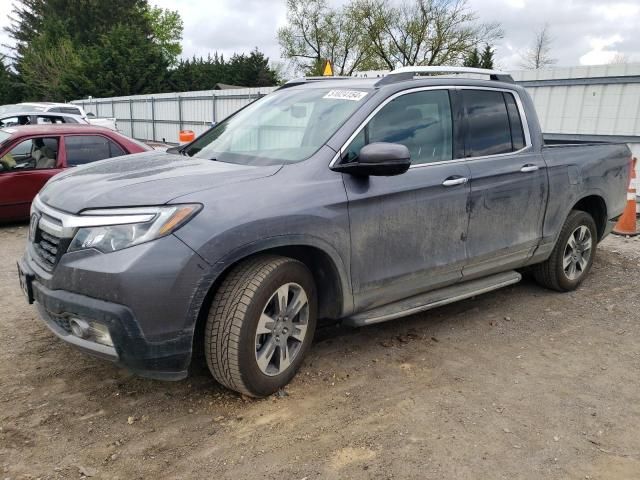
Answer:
top-left (520, 164), bottom-right (539, 173)
top-left (442, 176), bottom-right (468, 187)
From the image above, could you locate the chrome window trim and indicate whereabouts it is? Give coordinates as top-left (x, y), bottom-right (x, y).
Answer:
top-left (32, 195), bottom-right (156, 238)
top-left (329, 85), bottom-right (533, 170)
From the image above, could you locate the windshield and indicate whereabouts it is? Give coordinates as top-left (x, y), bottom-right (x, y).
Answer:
top-left (184, 87), bottom-right (371, 165)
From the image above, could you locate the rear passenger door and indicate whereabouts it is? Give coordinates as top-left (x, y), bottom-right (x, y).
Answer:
top-left (64, 135), bottom-right (127, 166)
top-left (461, 88), bottom-right (548, 278)
top-left (340, 88), bottom-right (471, 312)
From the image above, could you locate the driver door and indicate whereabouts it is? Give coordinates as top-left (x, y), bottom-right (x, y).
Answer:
top-left (0, 136), bottom-right (63, 221)
top-left (339, 88), bottom-right (471, 312)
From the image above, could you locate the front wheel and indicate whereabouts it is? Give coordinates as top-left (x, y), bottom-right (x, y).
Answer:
top-left (533, 210), bottom-right (597, 292)
top-left (204, 255), bottom-right (317, 397)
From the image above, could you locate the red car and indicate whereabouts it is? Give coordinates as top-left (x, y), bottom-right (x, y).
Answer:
top-left (0, 125), bottom-right (150, 221)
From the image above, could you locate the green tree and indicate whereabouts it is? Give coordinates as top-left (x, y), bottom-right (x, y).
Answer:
top-left (4, 0), bottom-right (179, 100)
top-left (18, 35), bottom-right (85, 101)
top-left (479, 44), bottom-right (495, 69)
top-left (164, 49), bottom-right (280, 91)
top-left (144, 5), bottom-right (183, 67)
top-left (464, 47), bottom-right (481, 67)
top-left (0, 56), bottom-right (22, 104)
top-left (82, 24), bottom-right (168, 97)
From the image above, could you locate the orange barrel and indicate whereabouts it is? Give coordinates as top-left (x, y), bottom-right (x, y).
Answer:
top-left (179, 130), bottom-right (195, 144)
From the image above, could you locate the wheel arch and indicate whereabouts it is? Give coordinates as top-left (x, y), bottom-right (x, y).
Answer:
top-left (189, 237), bottom-right (353, 363)
top-left (571, 194), bottom-right (607, 241)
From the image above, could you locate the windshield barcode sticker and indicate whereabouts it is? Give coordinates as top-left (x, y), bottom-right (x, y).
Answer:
top-left (323, 90), bottom-right (368, 101)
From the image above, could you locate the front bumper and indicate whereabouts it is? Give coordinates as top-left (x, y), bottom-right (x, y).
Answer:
top-left (21, 258), bottom-right (193, 379)
top-left (19, 233), bottom-right (211, 381)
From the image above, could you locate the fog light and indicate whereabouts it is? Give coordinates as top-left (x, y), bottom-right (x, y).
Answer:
top-left (89, 321), bottom-right (114, 347)
top-left (68, 317), bottom-right (113, 347)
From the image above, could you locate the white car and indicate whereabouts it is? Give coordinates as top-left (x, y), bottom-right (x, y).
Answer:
top-left (9, 102), bottom-right (118, 131)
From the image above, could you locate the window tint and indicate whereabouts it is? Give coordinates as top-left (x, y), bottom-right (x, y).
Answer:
top-left (504, 93), bottom-right (525, 151)
top-left (463, 90), bottom-right (512, 157)
top-left (0, 137), bottom-right (59, 171)
top-left (60, 107), bottom-right (82, 116)
top-left (343, 90), bottom-right (453, 165)
top-left (65, 135), bottom-right (123, 166)
top-left (109, 140), bottom-right (126, 157)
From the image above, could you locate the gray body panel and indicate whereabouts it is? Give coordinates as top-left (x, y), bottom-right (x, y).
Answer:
top-left (21, 75), bottom-right (632, 379)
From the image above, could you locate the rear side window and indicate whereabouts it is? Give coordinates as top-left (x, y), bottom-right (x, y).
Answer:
top-left (65, 135), bottom-right (126, 166)
top-left (504, 93), bottom-right (525, 151)
top-left (463, 90), bottom-right (513, 157)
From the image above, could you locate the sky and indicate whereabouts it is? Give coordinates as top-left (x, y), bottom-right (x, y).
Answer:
top-left (1, 0), bottom-right (639, 72)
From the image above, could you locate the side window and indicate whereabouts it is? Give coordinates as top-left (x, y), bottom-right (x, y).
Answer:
top-left (65, 135), bottom-right (112, 166)
top-left (504, 93), bottom-right (525, 151)
top-left (342, 90), bottom-right (453, 165)
top-left (37, 116), bottom-right (64, 124)
top-left (60, 107), bottom-right (82, 116)
top-left (463, 90), bottom-right (513, 157)
top-left (0, 137), bottom-right (59, 171)
top-left (108, 140), bottom-right (126, 157)
top-left (0, 116), bottom-right (20, 127)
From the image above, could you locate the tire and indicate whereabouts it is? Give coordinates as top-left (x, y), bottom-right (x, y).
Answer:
top-left (204, 255), bottom-right (317, 397)
top-left (533, 210), bottom-right (598, 292)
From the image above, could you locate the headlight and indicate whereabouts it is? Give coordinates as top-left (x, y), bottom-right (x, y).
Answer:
top-left (68, 204), bottom-right (201, 253)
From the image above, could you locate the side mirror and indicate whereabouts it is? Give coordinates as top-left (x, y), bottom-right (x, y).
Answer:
top-left (333, 142), bottom-right (411, 177)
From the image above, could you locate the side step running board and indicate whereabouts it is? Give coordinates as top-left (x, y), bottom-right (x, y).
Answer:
top-left (343, 271), bottom-right (522, 327)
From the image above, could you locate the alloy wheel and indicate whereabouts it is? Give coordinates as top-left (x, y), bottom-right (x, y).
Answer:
top-left (255, 282), bottom-right (310, 376)
top-left (563, 225), bottom-right (593, 281)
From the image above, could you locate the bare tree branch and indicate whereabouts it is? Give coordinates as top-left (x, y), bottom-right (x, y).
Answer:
top-left (519, 23), bottom-right (557, 69)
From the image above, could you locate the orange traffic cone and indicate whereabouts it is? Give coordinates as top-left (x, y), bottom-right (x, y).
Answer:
top-left (613, 157), bottom-right (638, 236)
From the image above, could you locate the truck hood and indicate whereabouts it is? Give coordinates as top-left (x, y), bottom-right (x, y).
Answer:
top-left (39, 151), bottom-right (281, 213)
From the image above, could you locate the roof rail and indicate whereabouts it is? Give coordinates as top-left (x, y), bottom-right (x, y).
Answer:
top-left (375, 66), bottom-right (514, 86)
top-left (277, 76), bottom-right (354, 90)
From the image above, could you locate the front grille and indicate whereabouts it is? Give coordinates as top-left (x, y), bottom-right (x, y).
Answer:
top-left (32, 221), bottom-right (71, 271)
top-left (33, 228), bottom-right (62, 270)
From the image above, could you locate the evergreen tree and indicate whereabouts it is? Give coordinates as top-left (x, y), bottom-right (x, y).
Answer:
top-left (164, 49), bottom-right (280, 91)
top-left (0, 56), bottom-right (22, 104)
top-left (480, 45), bottom-right (495, 69)
top-left (4, 0), bottom-right (180, 100)
top-left (463, 48), bottom-right (481, 68)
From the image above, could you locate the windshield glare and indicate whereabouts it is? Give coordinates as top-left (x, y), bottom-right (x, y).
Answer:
top-left (185, 87), bottom-right (371, 165)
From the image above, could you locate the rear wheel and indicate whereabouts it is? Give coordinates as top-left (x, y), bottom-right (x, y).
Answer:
top-left (204, 255), bottom-right (317, 397)
top-left (533, 210), bottom-right (597, 291)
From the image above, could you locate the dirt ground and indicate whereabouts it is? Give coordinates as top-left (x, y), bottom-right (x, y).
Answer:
top-left (1, 223), bottom-right (640, 480)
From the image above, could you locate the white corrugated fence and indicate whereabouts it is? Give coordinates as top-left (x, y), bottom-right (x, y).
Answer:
top-left (72, 87), bottom-right (277, 144)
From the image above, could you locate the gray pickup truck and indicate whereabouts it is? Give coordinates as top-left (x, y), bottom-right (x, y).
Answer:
top-left (19, 67), bottom-right (632, 397)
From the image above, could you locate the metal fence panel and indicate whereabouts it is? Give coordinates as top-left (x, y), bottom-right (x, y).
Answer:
top-left (73, 87), bottom-right (277, 144)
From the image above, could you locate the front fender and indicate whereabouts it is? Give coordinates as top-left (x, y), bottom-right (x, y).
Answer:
top-left (182, 234), bottom-right (354, 335)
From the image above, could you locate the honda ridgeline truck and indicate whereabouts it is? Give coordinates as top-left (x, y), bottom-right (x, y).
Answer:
top-left (18, 67), bottom-right (632, 397)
